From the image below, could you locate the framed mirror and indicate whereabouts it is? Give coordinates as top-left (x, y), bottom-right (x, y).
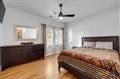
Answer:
top-left (15, 25), bottom-right (38, 40)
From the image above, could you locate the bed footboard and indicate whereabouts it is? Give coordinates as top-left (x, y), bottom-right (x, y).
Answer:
top-left (58, 55), bottom-right (119, 79)
top-left (58, 61), bottom-right (94, 79)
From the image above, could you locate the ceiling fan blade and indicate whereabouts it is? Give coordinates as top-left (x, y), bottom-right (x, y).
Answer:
top-left (52, 11), bottom-right (57, 14)
top-left (63, 14), bottom-right (75, 17)
top-left (49, 11), bottom-right (57, 14)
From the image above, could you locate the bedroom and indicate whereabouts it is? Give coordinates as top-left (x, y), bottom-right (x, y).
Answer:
top-left (0, 0), bottom-right (120, 79)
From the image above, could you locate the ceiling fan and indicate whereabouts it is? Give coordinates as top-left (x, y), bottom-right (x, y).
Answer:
top-left (50, 3), bottom-right (75, 20)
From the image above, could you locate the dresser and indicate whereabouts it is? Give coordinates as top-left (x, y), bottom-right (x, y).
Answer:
top-left (0, 44), bottom-right (44, 71)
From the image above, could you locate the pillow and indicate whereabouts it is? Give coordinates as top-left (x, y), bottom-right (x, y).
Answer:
top-left (83, 42), bottom-right (96, 48)
top-left (95, 42), bottom-right (113, 50)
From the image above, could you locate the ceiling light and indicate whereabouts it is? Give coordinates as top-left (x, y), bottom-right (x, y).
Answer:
top-left (59, 16), bottom-right (63, 20)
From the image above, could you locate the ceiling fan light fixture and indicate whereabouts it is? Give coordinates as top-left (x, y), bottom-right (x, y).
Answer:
top-left (59, 16), bottom-right (63, 20)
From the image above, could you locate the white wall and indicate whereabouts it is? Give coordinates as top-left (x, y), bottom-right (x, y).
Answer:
top-left (0, 7), bottom-right (63, 46)
top-left (64, 23), bottom-right (74, 49)
top-left (119, 5), bottom-right (120, 35)
top-left (65, 6), bottom-right (119, 48)
top-left (118, 4), bottom-right (120, 52)
top-left (0, 24), bottom-right (3, 45)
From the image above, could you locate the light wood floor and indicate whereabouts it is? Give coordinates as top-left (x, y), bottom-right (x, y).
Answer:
top-left (0, 55), bottom-right (78, 79)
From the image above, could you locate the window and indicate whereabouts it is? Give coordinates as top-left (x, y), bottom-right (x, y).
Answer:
top-left (55, 29), bottom-right (63, 45)
top-left (46, 27), bottom-right (63, 46)
top-left (46, 27), bottom-right (54, 46)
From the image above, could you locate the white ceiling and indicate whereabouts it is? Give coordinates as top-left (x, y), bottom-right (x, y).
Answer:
top-left (4, 0), bottom-right (120, 23)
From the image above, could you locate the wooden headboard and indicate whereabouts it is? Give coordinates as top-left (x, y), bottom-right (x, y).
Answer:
top-left (82, 36), bottom-right (119, 52)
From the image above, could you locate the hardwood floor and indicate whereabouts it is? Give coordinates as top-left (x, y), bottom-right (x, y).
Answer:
top-left (0, 55), bottom-right (78, 79)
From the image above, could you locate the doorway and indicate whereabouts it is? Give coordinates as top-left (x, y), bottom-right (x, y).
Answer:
top-left (46, 26), bottom-right (63, 56)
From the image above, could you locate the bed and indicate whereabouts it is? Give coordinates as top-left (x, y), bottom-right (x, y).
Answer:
top-left (58, 36), bottom-right (120, 79)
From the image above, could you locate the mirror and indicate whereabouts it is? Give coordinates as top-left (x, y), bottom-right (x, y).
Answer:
top-left (15, 25), bottom-right (38, 40)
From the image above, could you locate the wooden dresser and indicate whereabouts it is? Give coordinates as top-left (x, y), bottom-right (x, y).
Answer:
top-left (0, 44), bottom-right (44, 71)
